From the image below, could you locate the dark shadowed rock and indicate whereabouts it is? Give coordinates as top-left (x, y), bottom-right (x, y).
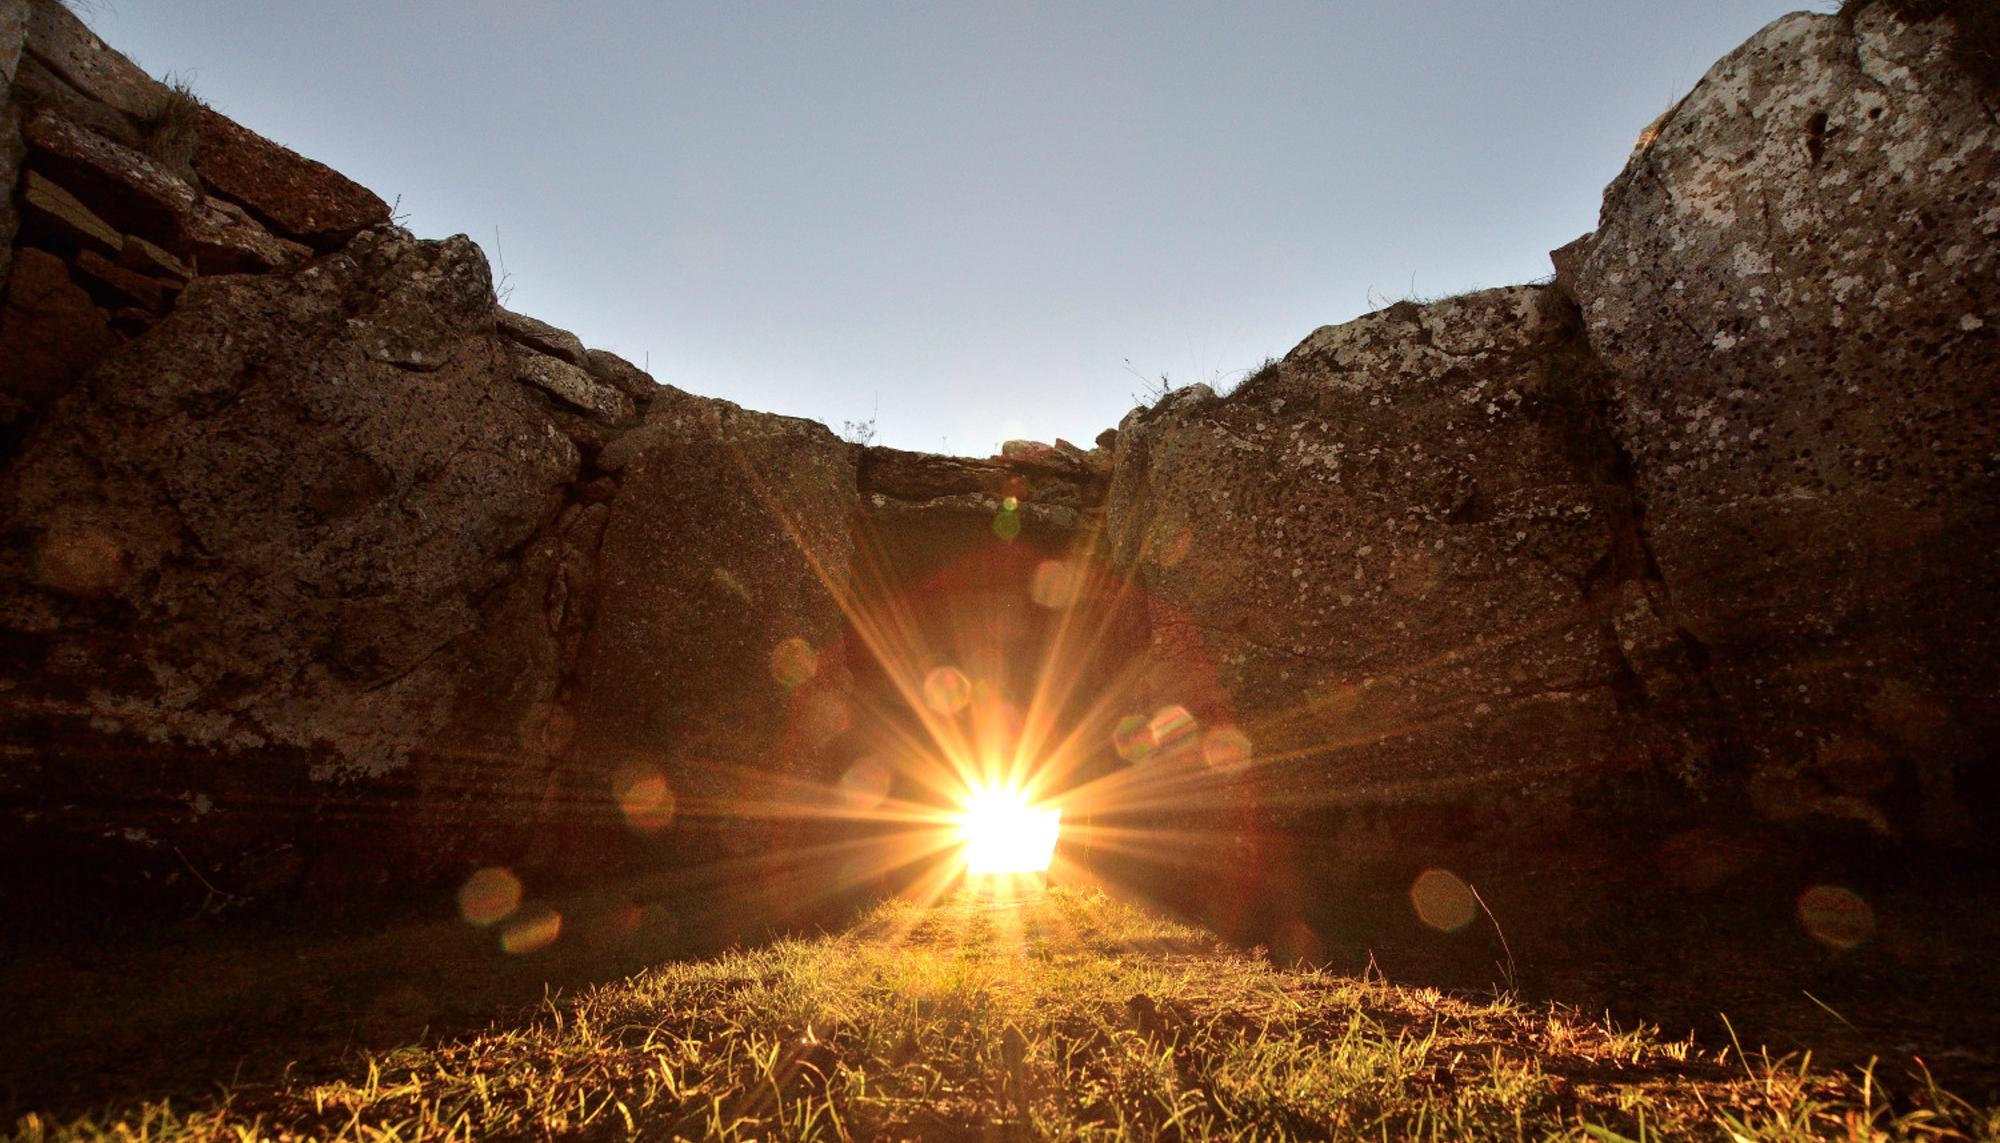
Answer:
top-left (0, 244), bottom-right (113, 431)
top-left (1, 1), bottom-right (24, 98)
top-left (0, 228), bottom-right (579, 888)
top-left (1572, 7), bottom-right (1999, 838)
top-left (191, 106), bottom-right (388, 249)
top-left (1, 0), bottom-right (23, 293)
top-left (17, 168), bottom-right (121, 255)
top-left (72, 246), bottom-right (173, 312)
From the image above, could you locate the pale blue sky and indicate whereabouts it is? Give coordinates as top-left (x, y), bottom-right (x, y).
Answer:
top-left (83, 1), bottom-right (1803, 454)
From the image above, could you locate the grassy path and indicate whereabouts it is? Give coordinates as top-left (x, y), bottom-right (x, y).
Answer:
top-left (19, 888), bottom-right (1996, 1141)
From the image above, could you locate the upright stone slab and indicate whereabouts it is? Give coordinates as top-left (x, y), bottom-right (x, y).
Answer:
top-left (1571, 6), bottom-right (2000, 838)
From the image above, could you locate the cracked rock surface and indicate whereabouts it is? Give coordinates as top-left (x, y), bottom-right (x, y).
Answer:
top-left (1572, 6), bottom-right (1999, 838)
top-left (1106, 288), bottom-right (1711, 830)
top-left (1106, 5), bottom-right (1998, 851)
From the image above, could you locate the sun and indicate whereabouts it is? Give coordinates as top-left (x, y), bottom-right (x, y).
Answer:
top-left (956, 784), bottom-right (1062, 875)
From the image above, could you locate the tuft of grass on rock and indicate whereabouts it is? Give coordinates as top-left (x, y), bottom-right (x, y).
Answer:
top-left (13, 887), bottom-right (1998, 1140)
top-left (136, 74), bottom-right (205, 175)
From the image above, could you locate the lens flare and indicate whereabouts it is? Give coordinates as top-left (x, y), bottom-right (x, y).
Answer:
top-left (957, 784), bottom-right (1061, 875)
top-left (1798, 884), bottom-right (1875, 949)
top-left (457, 867), bottom-right (522, 927)
top-left (1410, 868), bottom-right (1477, 932)
top-left (500, 907), bottom-right (563, 955)
top-left (1149, 705), bottom-right (1198, 756)
top-left (1274, 919), bottom-right (1324, 967)
top-left (769, 636), bottom-right (817, 689)
top-left (1113, 713), bottom-right (1157, 761)
top-left (1030, 560), bottom-right (1080, 609)
top-left (612, 764), bottom-right (676, 832)
top-left (1201, 726), bottom-right (1253, 770)
top-left (924, 666), bottom-right (973, 715)
top-left (838, 757), bottom-right (894, 811)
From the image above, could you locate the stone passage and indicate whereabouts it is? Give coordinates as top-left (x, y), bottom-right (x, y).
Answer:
top-left (0, 0), bottom-right (1993, 957)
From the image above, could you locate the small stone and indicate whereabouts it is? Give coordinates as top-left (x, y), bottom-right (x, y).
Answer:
top-left (74, 246), bottom-right (173, 311)
top-left (18, 168), bottom-right (123, 255)
top-left (510, 346), bottom-right (635, 421)
top-left (118, 234), bottom-right (191, 282)
top-left (496, 307), bottom-right (588, 368)
top-left (584, 347), bottom-right (661, 404)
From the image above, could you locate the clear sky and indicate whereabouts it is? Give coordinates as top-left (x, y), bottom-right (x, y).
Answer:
top-left (81, 1), bottom-right (1805, 455)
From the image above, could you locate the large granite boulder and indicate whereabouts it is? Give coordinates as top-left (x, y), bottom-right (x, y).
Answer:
top-left (559, 392), bottom-right (857, 867)
top-left (0, 228), bottom-right (581, 895)
top-left (1104, 288), bottom-right (1706, 858)
top-left (1570, 5), bottom-right (1999, 839)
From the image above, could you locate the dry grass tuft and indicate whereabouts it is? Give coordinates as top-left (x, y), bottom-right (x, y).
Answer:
top-left (136, 74), bottom-right (205, 174)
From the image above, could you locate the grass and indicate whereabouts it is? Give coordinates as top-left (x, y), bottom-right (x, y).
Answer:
top-left (137, 75), bottom-right (205, 173)
top-left (11, 887), bottom-right (1997, 1141)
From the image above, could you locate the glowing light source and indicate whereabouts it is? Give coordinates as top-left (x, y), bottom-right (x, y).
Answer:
top-left (956, 784), bottom-right (1061, 875)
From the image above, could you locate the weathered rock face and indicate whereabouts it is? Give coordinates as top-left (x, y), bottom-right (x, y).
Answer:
top-left (0, 0), bottom-right (1993, 940)
top-left (858, 440), bottom-right (1107, 538)
top-left (1570, 5), bottom-right (1999, 839)
top-left (1104, 1), bottom-right (1998, 899)
top-left (1, 229), bottom-right (568, 764)
top-left (0, 228), bottom-right (580, 893)
top-left (1104, 290), bottom-right (1709, 865)
top-left (190, 106), bottom-right (387, 250)
top-left (562, 394), bottom-right (857, 862)
top-left (0, 0), bottom-right (860, 908)
top-left (0, 0), bottom-right (26, 289)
